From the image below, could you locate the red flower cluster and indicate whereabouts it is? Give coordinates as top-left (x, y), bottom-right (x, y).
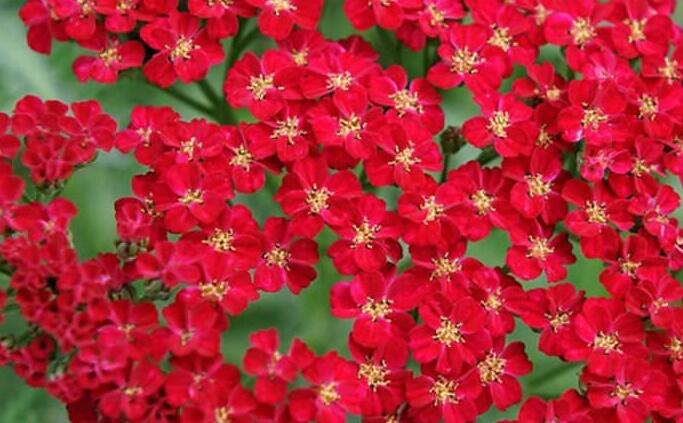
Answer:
top-left (3, 0), bottom-right (683, 422)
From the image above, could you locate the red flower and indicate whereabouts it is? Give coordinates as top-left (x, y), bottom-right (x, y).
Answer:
top-left (462, 92), bottom-right (534, 157)
top-left (344, 0), bottom-right (421, 31)
top-left (331, 269), bottom-right (419, 348)
top-left (300, 50), bottom-right (380, 100)
top-left (328, 194), bottom-right (403, 274)
top-left (224, 50), bottom-right (300, 120)
top-left (427, 23), bottom-right (508, 91)
top-left (475, 340), bottom-right (532, 411)
top-left (410, 294), bottom-right (491, 373)
top-left (364, 117), bottom-right (442, 189)
top-left (288, 352), bottom-right (364, 423)
top-left (97, 300), bottom-right (159, 361)
top-left (161, 296), bottom-right (226, 357)
top-left (245, 102), bottom-right (312, 162)
top-left (141, 12), bottom-right (225, 87)
top-left (245, 0), bottom-right (323, 40)
top-left (166, 355), bottom-right (240, 407)
top-left (564, 298), bottom-right (647, 376)
top-left (609, 0), bottom-right (673, 59)
top-left (505, 219), bottom-right (576, 282)
top-left (406, 369), bottom-right (481, 423)
top-left (369, 65), bottom-right (444, 134)
top-left (516, 389), bottom-right (592, 423)
top-left (98, 361), bottom-right (165, 420)
top-left (73, 32), bottom-right (144, 84)
top-left (188, 0), bottom-right (255, 39)
top-left (599, 233), bottom-right (665, 298)
top-left (254, 217), bottom-right (319, 294)
top-left (275, 156), bottom-right (362, 237)
top-left (115, 105), bottom-right (180, 165)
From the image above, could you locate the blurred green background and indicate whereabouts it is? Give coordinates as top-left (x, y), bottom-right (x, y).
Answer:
top-left (0, 1), bottom-right (681, 422)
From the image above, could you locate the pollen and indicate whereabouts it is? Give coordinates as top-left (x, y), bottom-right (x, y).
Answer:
top-left (536, 126), bottom-right (554, 148)
top-left (638, 95), bottom-right (658, 120)
top-left (527, 236), bottom-right (554, 261)
top-left (570, 17), bottom-right (596, 46)
top-left (658, 57), bottom-right (680, 83)
top-left (271, 116), bottom-right (306, 144)
top-left (170, 36), bottom-right (195, 61)
top-left (668, 337), bottom-right (683, 361)
top-left (123, 386), bottom-right (142, 397)
top-left (179, 189), bottom-right (204, 205)
top-left (337, 114), bottom-right (364, 139)
top-left (430, 377), bottom-right (458, 404)
top-left (291, 48), bottom-right (308, 66)
top-left (581, 107), bottom-right (608, 130)
top-left (546, 311), bottom-right (571, 332)
top-left (487, 111), bottom-right (511, 138)
top-left (390, 89), bottom-right (423, 116)
top-left (612, 383), bottom-right (641, 402)
top-left (361, 297), bottom-right (393, 321)
top-left (420, 195), bottom-right (444, 223)
top-left (390, 144), bottom-right (420, 171)
top-left (264, 245), bottom-right (290, 268)
top-left (483, 289), bottom-right (503, 311)
top-left (545, 86), bottom-right (561, 101)
top-left (593, 331), bottom-right (621, 353)
top-left (526, 174), bottom-right (552, 197)
top-left (625, 18), bottom-right (647, 43)
top-left (352, 218), bottom-right (381, 247)
top-left (433, 317), bottom-right (463, 346)
top-left (618, 257), bottom-right (641, 277)
top-left (358, 362), bottom-right (389, 391)
top-left (268, 0), bottom-right (296, 15)
top-left (180, 137), bottom-right (199, 160)
top-left (471, 189), bottom-right (495, 215)
top-left (631, 158), bottom-right (652, 176)
top-left (214, 407), bottom-right (232, 423)
top-left (305, 186), bottom-right (331, 214)
top-left (247, 73), bottom-right (275, 101)
top-left (318, 383), bottom-right (340, 406)
top-left (204, 228), bottom-right (235, 252)
top-left (229, 144), bottom-right (254, 170)
top-left (116, 0), bottom-right (134, 12)
top-left (431, 254), bottom-right (462, 280)
top-left (326, 71), bottom-right (354, 91)
top-left (585, 201), bottom-right (608, 224)
top-left (426, 3), bottom-right (445, 27)
top-left (488, 26), bottom-right (513, 51)
top-left (478, 353), bottom-right (506, 384)
top-left (450, 47), bottom-right (480, 74)
top-left (199, 280), bottom-right (229, 302)
top-left (99, 46), bottom-right (121, 67)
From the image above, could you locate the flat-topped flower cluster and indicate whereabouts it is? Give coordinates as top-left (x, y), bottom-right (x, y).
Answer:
top-left (2, 0), bottom-right (683, 421)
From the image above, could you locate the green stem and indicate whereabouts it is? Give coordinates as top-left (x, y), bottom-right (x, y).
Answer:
top-left (198, 79), bottom-right (236, 124)
top-left (476, 148), bottom-right (498, 166)
top-left (528, 362), bottom-right (582, 387)
top-left (156, 85), bottom-right (219, 120)
top-left (440, 153), bottom-right (452, 183)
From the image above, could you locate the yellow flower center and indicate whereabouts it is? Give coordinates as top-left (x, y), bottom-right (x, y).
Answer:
top-left (204, 228), bottom-right (235, 252)
top-left (487, 111), bottom-right (511, 138)
top-left (214, 407), bottom-right (232, 423)
top-left (199, 280), bottom-right (229, 302)
top-left (390, 89), bottom-right (423, 116)
top-left (482, 289), bottom-right (503, 311)
top-left (268, 0), bottom-right (296, 15)
top-left (658, 58), bottom-right (680, 83)
top-left (585, 201), bottom-right (608, 224)
top-left (581, 107), bottom-right (608, 130)
top-left (669, 337), bottom-right (683, 361)
top-left (180, 137), bottom-right (199, 160)
top-left (291, 48), bottom-right (308, 66)
top-left (305, 186), bottom-right (331, 214)
top-left (229, 145), bottom-right (254, 170)
top-left (326, 71), bottom-right (354, 91)
top-left (431, 254), bottom-right (462, 280)
top-left (179, 189), bottom-right (204, 205)
top-left (123, 386), bottom-right (142, 396)
top-left (625, 18), bottom-right (647, 43)
top-left (361, 297), bottom-right (393, 321)
top-left (420, 195), bottom-right (444, 223)
top-left (546, 311), bottom-right (571, 332)
top-left (450, 47), bottom-right (480, 74)
top-left (430, 377), bottom-right (458, 404)
top-left (170, 37), bottom-right (195, 61)
top-left (358, 362), bottom-right (389, 391)
top-left (526, 174), bottom-right (552, 197)
top-left (618, 257), bottom-right (641, 277)
top-left (264, 245), bottom-right (290, 268)
top-left (390, 144), bottom-right (420, 171)
top-left (612, 383), bottom-right (641, 402)
top-left (593, 331), bottom-right (621, 353)
top-left (426, 3), bottom-right (445, 27)
top-left (527, 236), bottom-right (554, 260)
top-left (352, 219), bottom-right (381, 247)
top-left (99, 46), bottom-right (121, 67)
top-left (638, 95), bottom-right (658, 120)
top-left (248, 73), bottom-right (275, 101)
top-left (478, 353), bottom-right (507, 384)
top-left (488, 26), bottom-right (513, 51)
top-left (471, 189), bottom-right (495, 215)
top-left (570, 17), bottom-right (596, 46)
top-left (433, 317), bottom-right (463, 346)
top-left (337, 114), bottom-right (364, 139)
top-left (271, 117), bottom-right (306, 144)
top-left (318, 383), bottom-right (340, 406)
